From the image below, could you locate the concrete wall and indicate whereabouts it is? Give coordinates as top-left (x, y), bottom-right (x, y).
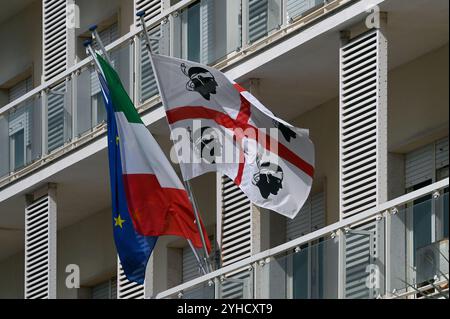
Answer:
top-left (388, 44), bottom-right (449, 153)
top-left (0, 0), bottom-right (41, 94)
top-left (0, 251), bottom-right (24, 298)
top-left (57, 207), bottom-right (116, 299)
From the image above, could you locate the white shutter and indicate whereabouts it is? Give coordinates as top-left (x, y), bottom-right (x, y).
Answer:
top-left (43, 0), bottom-right (74, 82)
top-left (344, 221), bottom-right (378, 299)
top-left (134, 1), bottom-right (166, 103)
top-left (90, 23), bottom-right (120, 97)
top-left (47, 82), bottom-right (69, 152)
top-left (134, 0), bottom-right (162, 27)
top-left (218, 175), bottom-right (253, 299)
top-left (220, 175), bottom-right (252, 267)
top-left (25, 191), bottom-right (57, 299)
top-left (248, 0), bottom-right (268, 43)
top-left (340, 29), bottom-right (386, 298)
top-left (287, 203), bottom-right (310, 240)
top-left (286, 0), bottom-right (321, 21)
top-left (435, 137), bottom-right (449, 170)
top-left (339, 29), bottom-right (387, 219)
top-left (199, 0), bottom-right (218, 65)
top-left (8, 77), bottom-right (32, 103)
top-left (138, 27), bottom-right (163, 102)
top-left (92, 277), bottom-right (117, 299)
top-left (405, 144), bottom-right (434, 188)
top-left (311, 192), bottom-right (325, 231)
top-left (117, 259), bottom-right (145, 299)
top-left (286, 192), bottom-right (325, 241)
top-left (182, 247), bottom-right (202, 283)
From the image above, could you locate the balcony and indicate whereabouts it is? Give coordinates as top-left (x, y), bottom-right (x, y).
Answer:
top-left (0, 0), bottom-right (353, 189)
top-left (155, 179), bottom-right (449, 299)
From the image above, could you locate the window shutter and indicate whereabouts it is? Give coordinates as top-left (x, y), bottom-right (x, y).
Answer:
top-left (117, 259), bottom-right (145, 299)
top-left (47, 81), bottom-right (71, 152)
top-left (220, 175), bottom-right (252, 267)
top-left (435, 137), bottom-right (449, 170)
top-left (218, 175), bottom-right (253, 299)
top-left (182, 247), bottom-right (201, 283)
top-left (339, 29), bottom-right (387, 219)
top-left (248, 0), bottom-right (269, 43)
top-left (340, 29), bottom-right (387, 298)
top-left (134, 0), bottom-right (162, 27)
top-left (344, 221), bottom-right (378, 299)
top-left (90, 23), bottom-right (120, 97)
top-left (25, 191), bottom-right (57, 299)
top-left (43, 0), bottom-right (74, 82)
top-left (405, 144), bottom-right (434, 189)
top-left (286, 192), bottom-right (325, 241)
top-left (286, 0), bottom-right (322, 21)
top-left (92, 277), bottom-right (117, 299)
top-left (8, 77), bottom-right (32, 103)
top-left (134, 0), bottom-right (166, 103)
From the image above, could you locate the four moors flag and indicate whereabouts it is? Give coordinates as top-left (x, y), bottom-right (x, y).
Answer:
top-left (151, 54), bottom-right (315, 219)
top-left (95, 53), bottom-right (211, 284)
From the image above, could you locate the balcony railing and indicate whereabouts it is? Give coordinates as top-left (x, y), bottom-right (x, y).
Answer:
top-left (0, 0), bottom-right (353, 189)
top-left (155, 178), bottom-right (449, 299)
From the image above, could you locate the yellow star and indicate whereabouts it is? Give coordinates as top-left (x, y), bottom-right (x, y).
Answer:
top-left (114, 214), bottom-right (125, 228)
top-left (116, 136), bottom-right (120, 145)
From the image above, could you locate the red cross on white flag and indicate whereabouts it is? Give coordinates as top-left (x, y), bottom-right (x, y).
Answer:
top-left (151, 54), bottom-right (315, 219)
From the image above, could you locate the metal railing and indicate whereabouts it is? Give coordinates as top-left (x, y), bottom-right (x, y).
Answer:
top-left (0, 0), bottom-right (353, 189)
top-left (155, 178), bottom-right (449, 299)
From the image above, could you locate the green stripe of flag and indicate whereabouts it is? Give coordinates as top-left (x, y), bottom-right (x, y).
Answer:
top-left (97, 53), bottom-right (143, 124)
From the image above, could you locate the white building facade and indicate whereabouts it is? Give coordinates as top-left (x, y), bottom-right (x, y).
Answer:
top-left (0, 0), bottom-right (448, 299)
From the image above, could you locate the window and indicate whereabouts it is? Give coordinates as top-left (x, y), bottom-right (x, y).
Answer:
top-left (404, 137), bottom-right (449, 282)
top-left (8, 77), bottom-right (32, 103)
top-left (91, 277), bottom-right (117, 299)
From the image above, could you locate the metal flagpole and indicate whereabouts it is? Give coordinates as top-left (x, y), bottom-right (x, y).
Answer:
top-left (86, 28), bottom-right (209, 276)
top-left (136, 11), bottom-right (212, 273)
top-left (89, 25), bottom-right (113, 65)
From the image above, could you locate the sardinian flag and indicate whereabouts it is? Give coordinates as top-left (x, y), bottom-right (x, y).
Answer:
top-left (151, 54), bottom-right (314, 219)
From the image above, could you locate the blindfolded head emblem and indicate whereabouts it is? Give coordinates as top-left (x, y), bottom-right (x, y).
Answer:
top-left (252, 156), bottom-right (284, 199)
top-left (181, 63), bottom-right (218, 100)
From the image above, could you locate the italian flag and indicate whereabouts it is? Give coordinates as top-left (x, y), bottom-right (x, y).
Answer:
top-left (96, 54), bottom-right (211, 253)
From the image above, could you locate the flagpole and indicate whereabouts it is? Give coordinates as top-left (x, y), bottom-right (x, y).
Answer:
top-left (87, 23), bottom-right (209, 276)
top-left (89, 25), bottom-right (114, 65)
top-left (137, 11), bottom-right (212, 273)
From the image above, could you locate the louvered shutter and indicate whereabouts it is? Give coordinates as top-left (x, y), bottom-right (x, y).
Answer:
top-left (25, 190), bottom-right (57, 299)
top-left (117, 259), bottom-right (145, 299)
top-left (344, 221), bottom-right (378, 299)
top-left (405, 144), bottom-right (434, 189)
top-left (220, 175), bottom-right (252, 266)
top-left (134, 0), bottom-right (162, 27)
top-left (339, 29), bottom-right (387, 298)
top-left (435, 137), bottom-right (448, 171)
top-left (92, 277), bottom-right (117, 299)
top-left (248, 0), bottom-right (268, 43)
top-left (218, 175), bottom-right (253, 299)
top-left (286, 192), bottom-right (325, 240)
top-left (182, 247), bottom-right (201, 283)
top-left (47, 81), bottom-right (71, 152)
top-left (8, 77), bottom-right (32, 103)
top-left (339, 29), bottom-right (387, 219)
top-left (43, 0), bottom-right (75, 82)
top-left (134, 0), bottom-right (166, 103)
top-left (286, 0), bottom-right (322, 21)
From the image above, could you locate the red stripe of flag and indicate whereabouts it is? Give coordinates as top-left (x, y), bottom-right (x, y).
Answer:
top-left (166, 106), bottom-right (314, 178)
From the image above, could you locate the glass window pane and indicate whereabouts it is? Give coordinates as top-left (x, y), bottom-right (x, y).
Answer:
top-left (187, 2), bottom-right (201, 62)
top-left (13, 130), bottom-right (25, 169)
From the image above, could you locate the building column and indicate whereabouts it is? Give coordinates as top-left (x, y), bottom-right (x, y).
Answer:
top-left (24, 183), bottom-right (57, 299)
